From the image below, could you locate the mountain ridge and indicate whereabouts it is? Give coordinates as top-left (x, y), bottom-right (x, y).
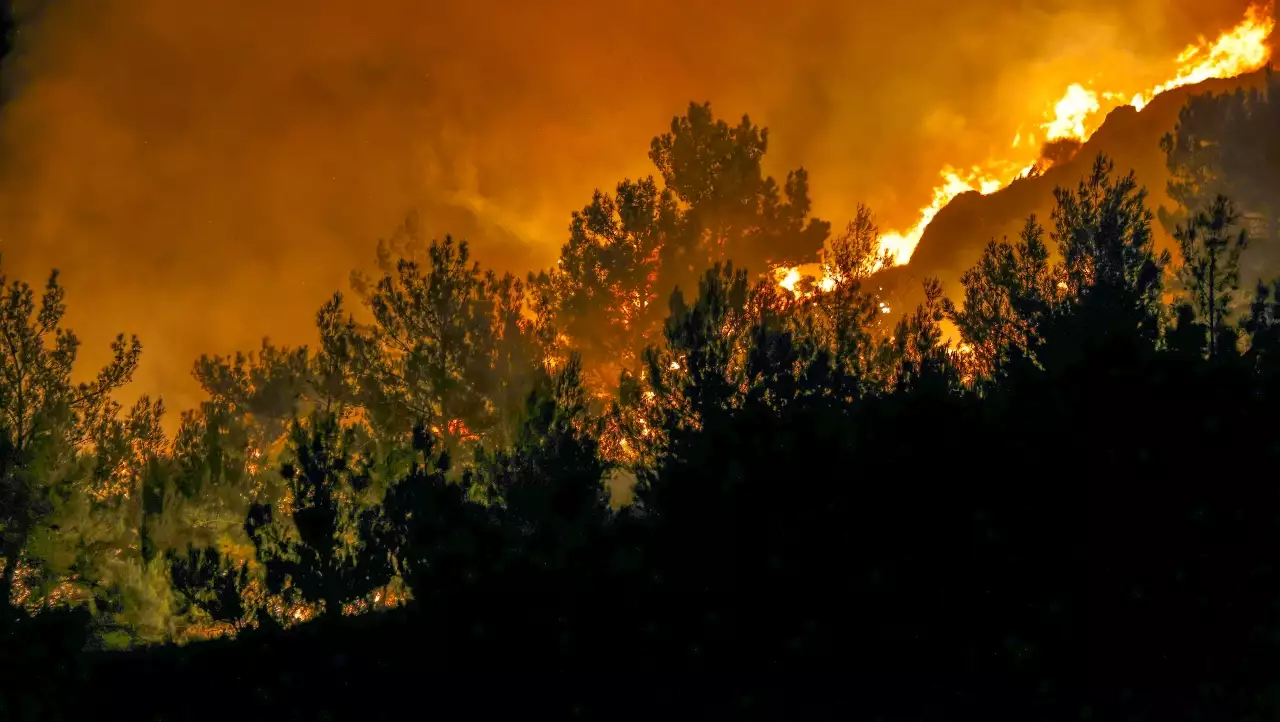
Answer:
top-left (876, 68), bottom-right (1272, 307)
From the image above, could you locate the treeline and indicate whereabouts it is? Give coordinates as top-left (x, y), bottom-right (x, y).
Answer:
top-left (2, 72), bottom-right (1279, 720)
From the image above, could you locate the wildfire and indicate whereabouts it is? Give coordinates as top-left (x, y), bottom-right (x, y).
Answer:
top-left (1132, 3), bottom-right (1275, 110)
top-left (1042, 84), bottom-right (1102, 141)
top-left (775, 2), bottom-right (1276, 295)
top-left (877, 166), bottom-right (1006, 266)
top-left (428, 418), bottom-right (479, 442)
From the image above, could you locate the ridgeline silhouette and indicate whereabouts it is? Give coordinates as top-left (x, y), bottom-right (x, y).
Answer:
top-left (3, 62), bottom-right (1280, 720)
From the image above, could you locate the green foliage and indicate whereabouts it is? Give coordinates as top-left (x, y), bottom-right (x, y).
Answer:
top-left (1038, 155), bottom-right (1170, 370)
top-left (1055, 155), bottom-right (1167, 313)
top-left (805, 205), bottom-right (897, 387)
top-left (656, 262), bottom-right (752, 417)
top-left (946, 216), bottom-right (1059, 381)
top-left (168, 544), bottom-right (251, 631)
top-left (889, 277), bottom-right (960, 394)
top-left (532, 177), bottom-right (677, 383)
top-left (374, 426), bottom-right (489, 606)
top-left (350, 218), bottom-right (545, 457)
top-left (0, 257), bottom-right (142, 621)
top-left (245, 412), bottom-right (394, 619)
top-left (17, 93), bottom-right (1280, 722)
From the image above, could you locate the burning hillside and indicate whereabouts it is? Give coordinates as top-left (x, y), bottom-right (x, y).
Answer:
top-left (775, 1), bottom-right (1277, 300)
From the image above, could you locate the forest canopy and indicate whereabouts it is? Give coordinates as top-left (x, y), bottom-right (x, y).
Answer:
top-left (4, 73), bottom-right (1280, 720)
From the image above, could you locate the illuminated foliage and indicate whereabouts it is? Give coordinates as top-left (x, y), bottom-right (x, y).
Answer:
top-left (946, 216), bottom-right (1059, 381)
top-left (0, 257), bottom-right (142, 623)
top-left (541, 103), bottom-right (831, 391)
top-left (532, 177), bottom-right (676, 386)
top-left (349, 218), bottom-right (546, 458)
top-left (167, 543), bottom-right (251, 632)
top-left (802, 205), bottom-right (899, 388)
top-left (13, 81), bottom-right (1280, 721)
top-left (245, 412), bottom-right (394, 620)
top-left (649, 103), bottom-right (830, 277)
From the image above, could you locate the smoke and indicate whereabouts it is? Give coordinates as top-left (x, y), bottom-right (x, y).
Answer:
top-left (0, 0), bottom-right (1258, 414)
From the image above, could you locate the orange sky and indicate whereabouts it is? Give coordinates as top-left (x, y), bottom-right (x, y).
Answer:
top-left (0, 0), bottom-right (1259, 415)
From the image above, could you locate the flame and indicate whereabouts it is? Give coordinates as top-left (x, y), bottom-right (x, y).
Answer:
top-left (1132, 4), bottom-right (1275, 110)
top-left (777, 267), bottom-right (802, 294)
top-left (878, 166), bottom-right (1006, 266)
top-left (1042, 84), bottom-right (1101, 141)
top-left (428, 418), bottom-right (479, 442)
top-left (774, 2), bottom-right (1275, 293)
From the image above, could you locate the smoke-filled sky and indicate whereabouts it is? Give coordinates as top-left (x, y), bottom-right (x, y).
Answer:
top-left (0, 0), bottom-right (1258, 414)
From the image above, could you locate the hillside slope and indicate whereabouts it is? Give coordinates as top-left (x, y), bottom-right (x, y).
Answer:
top-left (877, 69), bottom-right (1271, 307)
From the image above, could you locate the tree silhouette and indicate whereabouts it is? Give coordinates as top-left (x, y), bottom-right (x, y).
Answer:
top-left (802, 204), bottom-right (897, 387)
top-left (245, 412), bottom-right (394, 620)
top-left (649, 102), bottom-right (830, 280)
top-left (531, 177), bottom-right (676, 387)
top-left (477, 354), bottom-right (609, 552)
top-left (539, 103), bottom-right (831, 392)
top-left (350, 220), bottom-right (544, 458)
top-left (1173, 195), bottom-right (1249, 358)
top-left (374, 425), bottom-right (495, 611)
top-left (18, 93), bottom-right (1280, 722)
top-left (1241, 277), bottom-right (1280, 380)
top-left (1040, 154), bottom-right (1169, 370)
top-left (167, 544), bottom-right (252, 632)
top-left (889, 277), bottom-right (960, 394)
top-left (0, 259), bottom-right (141, 621)
top-left (947, 216), bottom-right (1059, 381)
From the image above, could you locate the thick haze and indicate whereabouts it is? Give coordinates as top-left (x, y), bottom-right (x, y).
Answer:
top-left (0, 0), bottom-right (1258, 414)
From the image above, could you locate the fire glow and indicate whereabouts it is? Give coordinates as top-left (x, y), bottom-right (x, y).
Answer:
top-left (775, 2), bottom-right (1277, 295)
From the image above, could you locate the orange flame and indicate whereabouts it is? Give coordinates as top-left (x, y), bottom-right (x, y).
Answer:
top-left (1042, 84), bottom-right (1102, 142)
top-left (878, 166), bottom-right (1006, 266)
top-left (775, 2), bottom-right (1276, 295)
top-left (1132, 4), bottom-right (1275, 110)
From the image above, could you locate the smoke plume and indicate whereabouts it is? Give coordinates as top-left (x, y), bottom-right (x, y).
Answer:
top-left (0, 0), bottom-right (1258, 412)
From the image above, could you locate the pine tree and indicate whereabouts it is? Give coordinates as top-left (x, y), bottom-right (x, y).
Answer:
top-left (1043, 155), bottom-right (1169, 365)
top-left (245, 412), bottom-right (394, 620)
top-left (0, 259), bottom-right (141, 621)
top-left (539, 103), bottom-right (831, 392)
top-left (947, 216), bottom-right (1059, 380)
top-left (350, 220), bottom-right (545, 458)
top-left (476, 354), bottom-right (609, 556)
top-left (531, 177), bottom-right (677, 387)
top-left (375, 425), bottom-right (489, 608)
top-left (1241, 279), bottom-right (1280, 379)
top-left (889, 278), bottom-right (960, 395)
top-left (167, 544), bottom-right (252, 633)
top-left (1161, 71), bottom-right (1280, 277)
top-left (1173, 195), bottom-right (1249, 358)
top-left (649, 103), bottom-right (830, 282)
top-left (806, 205), bottom-right (897, 388)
